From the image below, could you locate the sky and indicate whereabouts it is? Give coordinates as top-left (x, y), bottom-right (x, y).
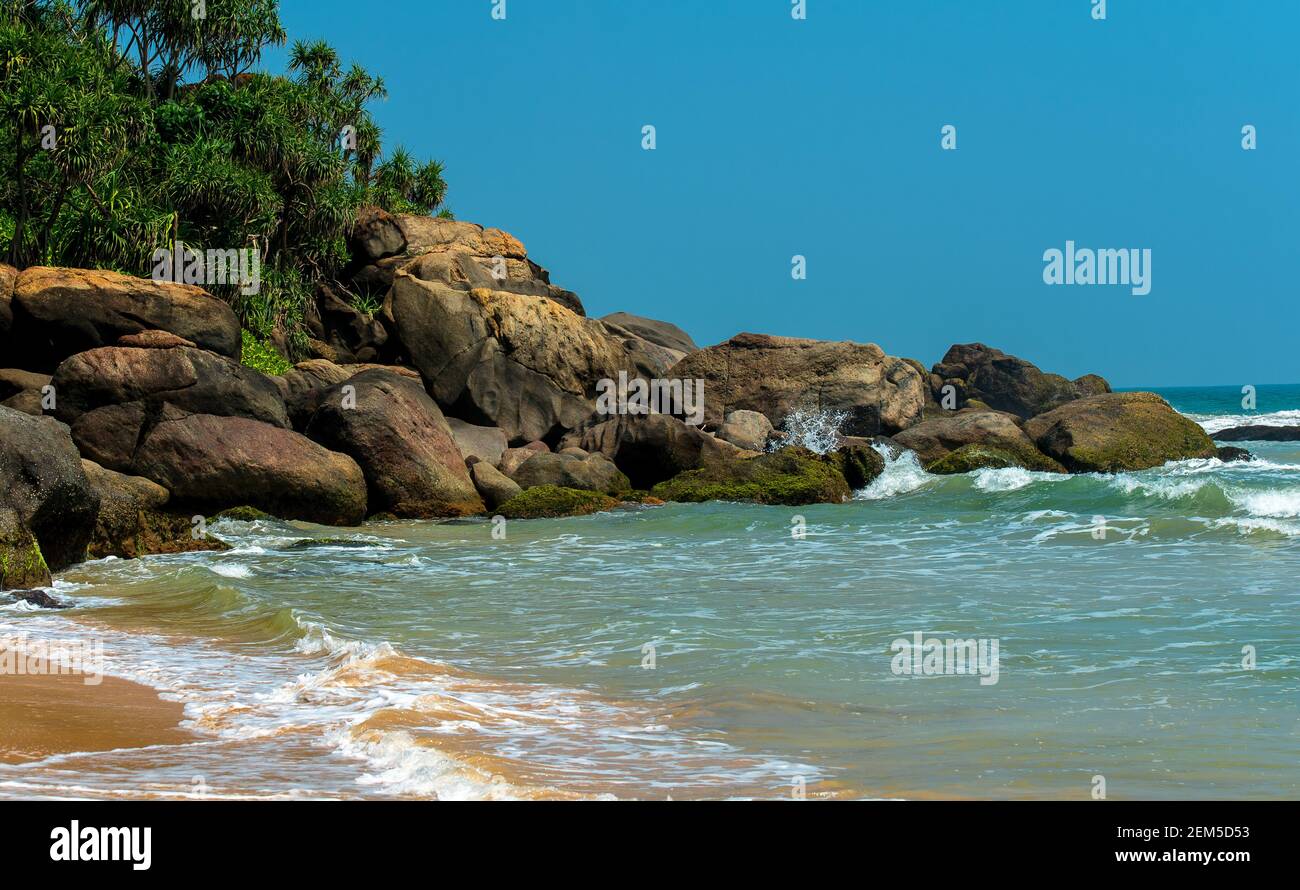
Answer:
top-left (268, 0), bottom-right (1298, 388)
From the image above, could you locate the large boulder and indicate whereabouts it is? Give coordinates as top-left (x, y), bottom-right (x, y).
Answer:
top-left (931, 343), bottom-right (1110, 420)
top-left (600, 313), bottom-right (698, 378)
top-left (893, 410), bottom-right (1065, 472)
top-left (565, 413), bottom-right (751, 490)
top-left (1023, 392), bottom-right (1217, 473)
top-left (0, 508), bottom-right (50, 590)
top-left (51, 345), bottom-right (288, 430)
top-left (651, 448), bottom-right (852, 506)
top-left (716, 410), bottom-right (775, 452)
top-left (81, 459), bottom-right (226, 560)
top-left (667, 333), bottom-right (926, 436)
top-left (469, 461), bottom-right (523, 510)
top-left (0, 407), bottom-right (99, 571)
top-left (8, 267), bottom-right (241, 371)
top-left (510, 451), bottom-right (631, 496)
top-left (384, 272), bottom-right (634, 443)
top-left (304, 370), bottom-right (484, 518)
top-left (447, 418), bottom-right (509, 466)
top-left (131, 412), bottom-right (367, 525)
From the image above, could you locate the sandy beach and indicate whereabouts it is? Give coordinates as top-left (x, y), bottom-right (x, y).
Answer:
top-left (0, 650), bottom-right (191, 765)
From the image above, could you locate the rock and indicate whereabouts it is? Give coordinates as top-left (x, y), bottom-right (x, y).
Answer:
top-left (497, 485), bottom-right (618, 520)
top-left (304, 369), bottom-right (483, 518)
top-left (314, 283), bottom-right (388, 364)
top-left (498, 441), bottom-right (550, 477)
top-left (81, 459), bottom-right (227, 560)
top-left (0, 508), bottom-right (50, 590)
top-left (831, 442), bottom-right (887, 489)
top-left (1023, 392), bottom-right (1217, 473)
top-left (0, 368), bottom-right (50, 416)
top-left (893, 410), bottom-right (1065, 472)
top-left (470, 461), bottom-right (523, 510)
top-left (510, 451), bottom-right (632, 496)
top-left (1211, 425), bottom-right (1300, 442)
top-left (716, 409), bottom-right (774, 452)
top-left (384, 272), bottom-right (632, 442)
top-left (1215, 445), bottom-right (1254, 463)
top-left (651, 448), bottom-right (852, 506)
top-left (667, 332), bottom-right (926, 436)
top-left (931, 343), bottom-right (1109, 420)
top-left (447, 418), bottom-right (509, 466)
top-left (927, 444), bottom-right (1041, 475)
top-left (116, 330), bottom-right (197, 349)
top-left (51, 345), bottom-right (289, 431)
top-left (352, 205), bottom-right (407, 263)
top-left (599, 312), bottom-right (699, 355)
top-left (564, 413), bottom-right (752, 490)
top-left (131, 413), bottom-right (367, 525)
top-left (5, 587), bottom-right (66, 609)
top-left (0, 407), bottom-right (99, 571)
top-left (0, 263), bottom-right (16, 338)
top-left (9, 267), bottom-right (241, 371)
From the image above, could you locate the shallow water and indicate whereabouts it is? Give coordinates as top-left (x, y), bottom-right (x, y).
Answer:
top-left (1, 387), bottom-right (1297, 800)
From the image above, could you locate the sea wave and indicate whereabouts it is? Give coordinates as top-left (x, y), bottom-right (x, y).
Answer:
top-left (1191, 409), bottom-right (1300, 434)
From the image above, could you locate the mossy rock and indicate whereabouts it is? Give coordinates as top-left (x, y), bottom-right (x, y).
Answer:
top-left (0, 510), bottom-right (51, 591)
top-left (650, 449), bottom-right (851, 505)
top-left (926, 443), bottom-right (1066, 475)
top-left (831, 443), bottom-right (886, 489)
top-left (1024, 392), bottom-right (1217, 473)
top-left (215, 505), bottom-right (273, 522)
top-left (497, 486), bottom-right (619, 519)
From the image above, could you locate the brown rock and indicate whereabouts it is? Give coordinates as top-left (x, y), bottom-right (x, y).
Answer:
top-left (893, 410), bottom-right (1065, 472)
top-left (116, 330), bottom-right (197, 349)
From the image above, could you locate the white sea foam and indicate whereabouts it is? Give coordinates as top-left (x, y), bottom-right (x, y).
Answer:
top-left (1192, 409), bottom-right (1300, 434)
top-left (209, 563), bottom-right (253, 579)
top-left (971, 467), bottom-right (1065, 492)
top-left (856, 447), bottom-right (932, 499)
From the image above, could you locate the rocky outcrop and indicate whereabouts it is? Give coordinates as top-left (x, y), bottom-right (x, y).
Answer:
top-left (830, 442), bottom-right (887, 489)
top-left (498, 441), bottom-right (551, 477)
top-left (715, 410), bottom-right (774, 452)
top-left (930, 343), bottom-right (1110, 420)
top-left (0, 263), bottom-right (16, 338)
top-left (1023, 392), bottom-right (1217, 473)
top-left (564, 413), bottom-right (752, 490)
top-left (447, 418), bottom-right (509, 466)
top-left (304, 369), bottom-right (484, 518)
top-left (7, 267), bottom-right (241, 371)
top-left (893, 410), bottom-right (1065, 473)
top-left (52, 345), bottom-right (288, 432)
top-left (81, 459), bottom-right (227, 560)
top-left (0, 368), bottom-right (50, 416)
top-left (1215, 445), bottom-right (1254, 463)
top-left (384, 271), bottom-right (634, 443)
top-left (273, 358), bottom-right (422, 429)
top-left (667, 333), bottom-right (926, 436)
top-left (130, 412), bottom-right (368, 525)
top-left (0, 508), bottom-right (50, 590)
top-left (1211, 425), bottom-right (1300, 442)
top-left (600, 313), bottom-right (698, 378)
top-left (651, 448), bottom-right (853, 506)
top-left (304, 283), bottom-right (389, 364)
top-left (0, 407), bottom-right (99, 573)
top-left (469, 461), bottom-right (522, 510)
top-left (497, 485), bottom-right (618, 520)
top-left (509, 451), bottom-right (631, 497)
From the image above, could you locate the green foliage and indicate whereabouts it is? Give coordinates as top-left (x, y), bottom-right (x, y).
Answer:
top-left (240, 328), bottom-right (291, 375)
top-left (0, 0), bottom-right (448, 350)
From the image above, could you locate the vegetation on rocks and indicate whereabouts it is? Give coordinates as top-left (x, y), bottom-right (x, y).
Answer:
top-left (651, 449), bottom-right (852, 506)
top-left (240, 328), bottom-right (292, 375)
top-left (497, 485), bottom-right (618, 520)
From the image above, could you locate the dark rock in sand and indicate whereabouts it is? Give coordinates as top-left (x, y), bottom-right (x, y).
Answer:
top-left (8, 267), bottom-right (241, 371)
top-left (5, 587), bottom-right (67, 609)
top-left (1211, 424), bottom-right (1300, 442)
top-left (304, 370), bottom-right (484, 518)
top-left (667, 332), bottom-right (926, 436)
top-left (0, 407), bottom-right (99, 572)
top-left (1023, 392), bottom-right (1217, 473)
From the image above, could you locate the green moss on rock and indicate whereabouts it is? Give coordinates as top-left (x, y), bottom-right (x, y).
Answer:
top-left (0, 515), bottom-right (51, 591)
top-left (497, 485), bottom-right (619, 519)
top-left (651, 449), bottom-right (851, 505)
top-left (926, 443), bottom-right (1066, 475)
top-left (215, 505), bottom-right (273, 522)
top-left (1025, 392), bottom-right (1217, 473)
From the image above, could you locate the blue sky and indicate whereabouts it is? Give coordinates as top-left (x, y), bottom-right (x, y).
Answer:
top-left (270, 1), bottom-right (1298, 387)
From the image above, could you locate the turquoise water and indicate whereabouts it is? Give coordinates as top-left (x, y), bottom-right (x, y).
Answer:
top-left (1, 387), bottom-right (1297, 799)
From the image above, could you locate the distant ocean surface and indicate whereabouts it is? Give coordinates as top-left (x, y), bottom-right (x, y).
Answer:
top-left (2, 385), bottom-right (1298, 800)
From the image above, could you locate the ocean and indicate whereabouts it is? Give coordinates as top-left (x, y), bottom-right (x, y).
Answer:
top-left (2, 385), bottom-right (1298, 800)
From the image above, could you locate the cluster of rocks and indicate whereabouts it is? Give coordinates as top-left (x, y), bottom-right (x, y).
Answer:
top-left (0, 211), bottom-right (1231, 595)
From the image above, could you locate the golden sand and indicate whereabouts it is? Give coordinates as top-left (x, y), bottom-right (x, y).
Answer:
top-left (0, 650), bottom-right (192, 764)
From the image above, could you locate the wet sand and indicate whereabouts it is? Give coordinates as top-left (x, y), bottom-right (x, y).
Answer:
top-left (0, 651), bottom-right (191, 765)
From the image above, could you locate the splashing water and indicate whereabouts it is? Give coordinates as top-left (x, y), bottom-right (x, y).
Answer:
top-left (769, 407), bottom-right (847, 454)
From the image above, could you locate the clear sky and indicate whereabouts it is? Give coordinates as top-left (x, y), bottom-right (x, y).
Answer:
top-left (269, 0), bottom-right (1298, 388)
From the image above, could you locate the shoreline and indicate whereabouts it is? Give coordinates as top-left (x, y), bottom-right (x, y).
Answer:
top-left (0, 649), bottom-right (191, 766)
